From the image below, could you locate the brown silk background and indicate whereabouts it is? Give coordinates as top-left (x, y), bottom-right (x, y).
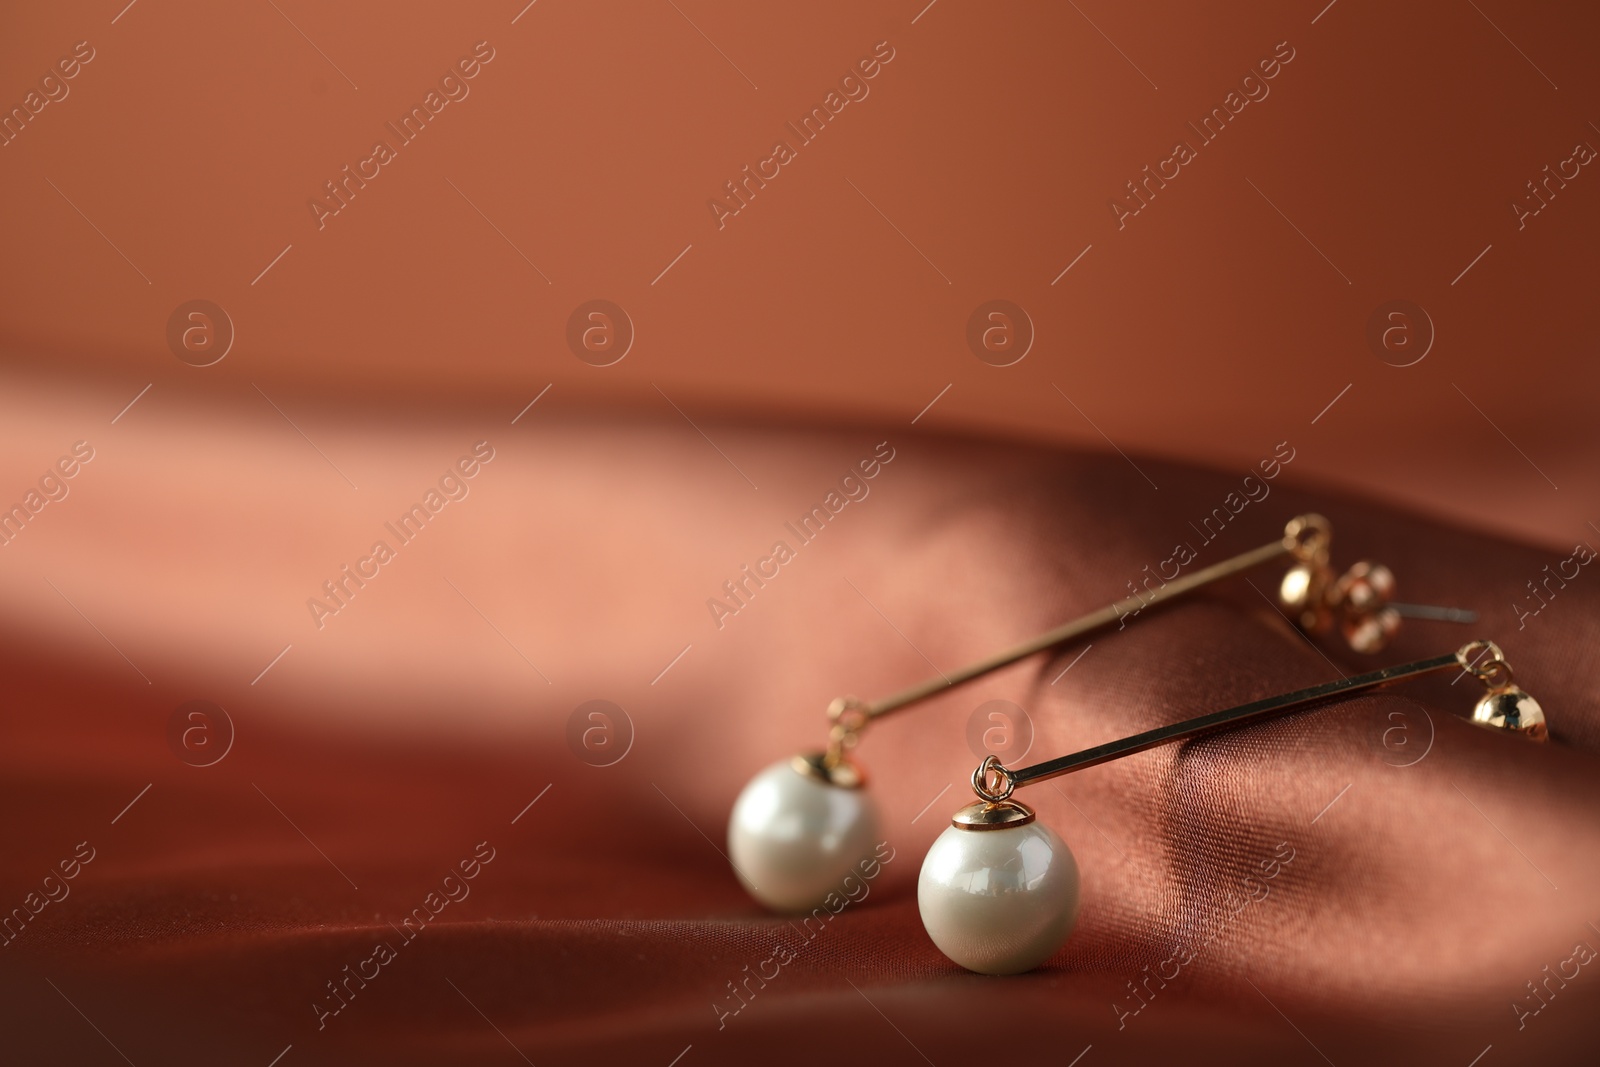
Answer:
top-left (2, 1), bottom-right (1598, 1064)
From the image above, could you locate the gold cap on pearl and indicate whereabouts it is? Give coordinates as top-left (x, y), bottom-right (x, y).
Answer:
top-left (951, 799), bottom-right (1036, 831)
top-left (1471, 686), bottom-right (1548, 741)
top-left (791, 751), bottom-right (867, 789)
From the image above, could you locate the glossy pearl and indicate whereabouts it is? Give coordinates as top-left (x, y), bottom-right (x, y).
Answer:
top-left (727, 759), bottom-right (880, 913)
top-left (918, 821), bottom-right (1080, 975)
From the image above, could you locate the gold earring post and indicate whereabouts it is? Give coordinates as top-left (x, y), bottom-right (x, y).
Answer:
top-left (971, 640), bottom-right (1545, 804)
top-left (823, 515), bottom-right (1329, 766)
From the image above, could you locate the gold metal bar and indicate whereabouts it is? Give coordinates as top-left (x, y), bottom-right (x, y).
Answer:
top-left (1008, 652), bottom-right (1462, 786)
top-left (865, 537), bottom-right (1292, 720)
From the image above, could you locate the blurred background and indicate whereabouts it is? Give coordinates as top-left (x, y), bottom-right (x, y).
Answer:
top-left (3, 0), bottom-right (1596, 548)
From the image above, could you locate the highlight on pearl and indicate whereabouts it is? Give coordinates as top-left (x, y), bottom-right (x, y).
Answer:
top-left (727, 755), bottom-right (881, 913)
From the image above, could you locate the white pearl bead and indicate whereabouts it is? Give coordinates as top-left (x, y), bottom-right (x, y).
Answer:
top-left (727, 759), bottom-right (880, 912)
top-left (917, 821), bottom-right (1080, 974)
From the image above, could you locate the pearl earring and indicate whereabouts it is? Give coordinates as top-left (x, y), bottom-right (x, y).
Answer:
top-left (918, 640), bottom-right (1547, 974)
top-left (729, 514), bottom-right (1474, 913)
